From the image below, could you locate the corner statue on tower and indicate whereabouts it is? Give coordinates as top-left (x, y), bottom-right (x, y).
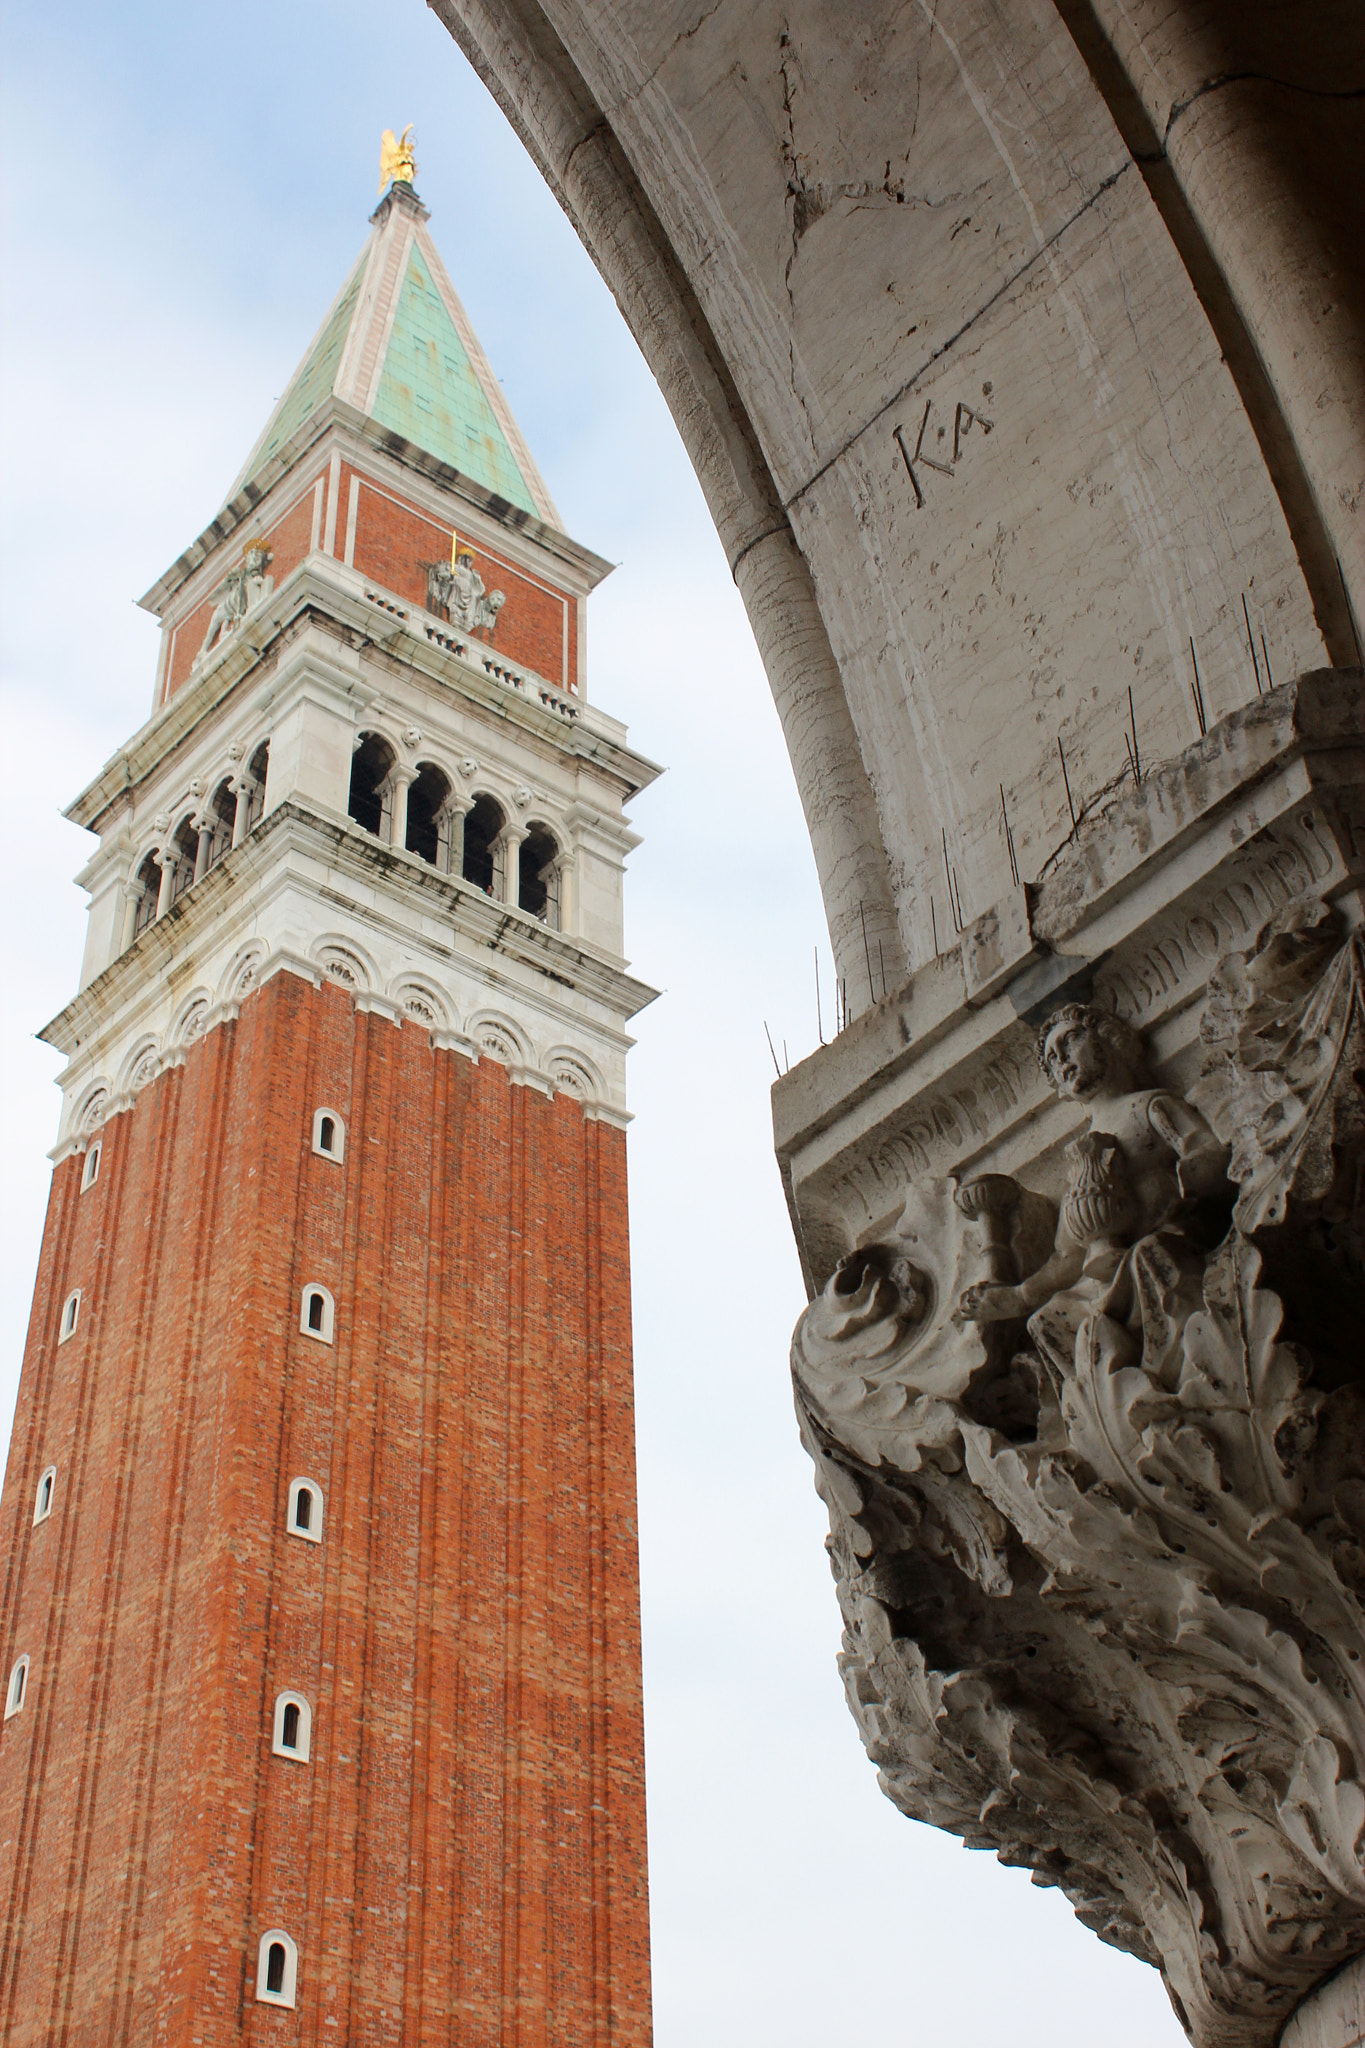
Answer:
top-left (379, 124), bottom-right (416, 192)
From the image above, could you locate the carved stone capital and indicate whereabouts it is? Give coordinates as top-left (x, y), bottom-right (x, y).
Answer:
top-left (782, 672), bottom-right (1365, 2046)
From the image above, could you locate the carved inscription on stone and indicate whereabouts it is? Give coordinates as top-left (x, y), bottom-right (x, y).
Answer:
top-left (894, 389), bottom-right (994, 509)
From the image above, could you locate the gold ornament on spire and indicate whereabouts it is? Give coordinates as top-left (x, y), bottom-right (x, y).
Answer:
top-left (379, 125), bottom-right (417, 194)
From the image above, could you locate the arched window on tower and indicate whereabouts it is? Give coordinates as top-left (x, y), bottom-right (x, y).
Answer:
top-left (246, 742), bottom-right (269, 831)
top-left (286, 1476), bottom-right (324, 1543)
top-left (519, 824), bottom-right (560, 927)
top-left (59, 1290), bottom-right (81, 1343)
top-left (207, 778), bottom-right (237, 870)
top-left (33, 1467), bottom-right (56, 1525)
top-left (132, 851), bottom-right (161, 939)
top-left (462, 794), bottom-right (505, 897)
top-left (348, 732), bottom-right (396, 840)
top-left (169, 815), bottom-right (200, 905)
top-left (272, 1690), bottom-right (312, 1761)
top-left (5, 1655), bottom-right (30, 1720)
top-left (312, 1108), bottom-right (345, 1162)
top-left (81, 1141), bottom-right (101, 1191)
top-left (405, 762), bottom-right (452, 867)
top-left (255, 1929), bottom-right (298, 2007)
top-left (299, 1284), bottom-right (334, 1343)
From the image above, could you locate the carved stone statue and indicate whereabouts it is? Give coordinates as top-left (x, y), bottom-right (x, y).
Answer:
top-left (424, 547), bottom-right (506, 636)
top-left (197, 543), bottom-right (274, 664)
top-left (792, 901), bottom-right (1365, 2047)
top-left (961, 1001), bottom-right (1233, 1387)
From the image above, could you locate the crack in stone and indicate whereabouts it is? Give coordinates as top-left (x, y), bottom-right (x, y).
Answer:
top-left (1165, 68), bottom-right (1365, 145)
top-left (633, 0), bottom-right (728, 95)
top-left (785, 160), bottom-right (1135, 511)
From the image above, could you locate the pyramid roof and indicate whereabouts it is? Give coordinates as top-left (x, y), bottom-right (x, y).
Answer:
top-left (226, 183), bottom-right (560, 526)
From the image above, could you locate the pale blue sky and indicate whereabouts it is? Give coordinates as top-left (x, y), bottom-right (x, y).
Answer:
top-left (0, 4), bottom-right (1182, 2040)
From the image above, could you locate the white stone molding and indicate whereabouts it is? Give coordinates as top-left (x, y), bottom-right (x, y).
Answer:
top-left (171, 993), bottom-right (212, 1050)
top-left (544, 1046), bottom-right (604, 1107)
top-left (4, 1655), bottom-right (30, 1720)
top-left (254, 1929), bottom-right (298, 2009)
top-left (311, 938), bottom-right (376, 994)
top-left (271, 1691), bottom-right (312, 1764)
top-left (119, 1038), bottom-right (162, 1098)
top-left (285, 1477), bottom-right (323, 1543)
top-left (219, 943), bottom-right (266, 1007)
top-left (299, 1284), bottom-right (334, 1344)
top-left (46, 792), bottom-right (655, 1161)
top-left (776, 673), bottom-right (1365, 2047)
top-left (78, 1087), bottom-right (110, 1135)
top-left (389, 976), bottom-right (450, 1030)
top-left (311, 1108), bottom-right (345, 1162)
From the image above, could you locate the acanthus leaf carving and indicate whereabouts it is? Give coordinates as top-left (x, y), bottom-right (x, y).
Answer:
top-left (794, 902), bottom-right (1365, 2046)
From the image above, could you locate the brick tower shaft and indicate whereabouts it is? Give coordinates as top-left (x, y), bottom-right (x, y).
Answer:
top-left (0, 166), bottom-right (658, 2043)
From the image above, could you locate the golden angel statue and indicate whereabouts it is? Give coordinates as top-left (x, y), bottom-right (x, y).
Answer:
top-left (379, 126), bottom-right (417, 193)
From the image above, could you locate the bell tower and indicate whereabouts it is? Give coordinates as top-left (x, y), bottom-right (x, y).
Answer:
top-left (0, 155), bottom-right (657, 2045)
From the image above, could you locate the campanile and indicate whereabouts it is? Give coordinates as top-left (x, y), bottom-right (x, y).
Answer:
top-left (0, 150), bottom-right (657, 2044)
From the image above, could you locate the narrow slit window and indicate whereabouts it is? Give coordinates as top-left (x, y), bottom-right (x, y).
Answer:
top-left (59, 1290), bottom-right (81, 1344)
top-left (81, 1142), bottom-right (101, 1191)
top-left (312, 1107), bottom-right (344, 1161)
top-left (286, 1477), bottom-right (323, 1544)
top-left (299, 1284), bottom-right (334, 1343)
top-left (272, 1690), bottom-right (312, 1761)
top-left (33, 1467), bottom-right (56, 1525)
top-left (255, 1929), bottom-right (297, 2007)
top-left (5, 1655), bottom-right (30, 1720)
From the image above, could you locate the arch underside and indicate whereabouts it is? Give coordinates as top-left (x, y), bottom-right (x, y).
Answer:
top-left (430, 0), bottom-right (1363, 1001)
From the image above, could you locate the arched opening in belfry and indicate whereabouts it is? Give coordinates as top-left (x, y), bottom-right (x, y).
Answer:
top-left (132, 851), bottom-right (161, 938)
top-left (207, 779), bottom-right (236, 869)
top-left (406, 762), bottom-right (452, 866)
top-left (348, 732), bottom-right (396, 839)
top-left (170, 815), bottom-right (200, 904)
top-left (461, 793), bottom-right (505, 895)
top-left (246, 741), bottom-right (270, 831)
top-left (519, 824), bottom-right (559, 925)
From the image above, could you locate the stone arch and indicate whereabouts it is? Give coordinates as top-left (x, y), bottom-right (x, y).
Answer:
top-left (311, 936), bottom-right (377, 994)
top-left (544, 1046), bottom-right (604, 1106)
top-left (348, 729), bottom-right (399, 840)
top-left (218, 942), bottom-right (265, 1005)
top-left (466, 1010), bottom-right (533, 1071)
top-left (389, 976), bottom-right (451, 1030)
top-left (119, 1037), bottom-right (162, 1097)
top-left (462, 790), bottom-right (508, 896)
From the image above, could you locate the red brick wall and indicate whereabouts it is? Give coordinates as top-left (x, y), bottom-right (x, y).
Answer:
top-left (166, 484), bottom-right (320, 700)
top-left (0, 973), bottom-right (650, 2046)
top-left (164, 465), bottom-right (577, 703)
top-left (346, 465), bottom-right (575, 690)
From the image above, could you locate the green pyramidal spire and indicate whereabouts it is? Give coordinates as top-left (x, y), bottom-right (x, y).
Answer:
top-left (227, 181), bottom-right (558, 524)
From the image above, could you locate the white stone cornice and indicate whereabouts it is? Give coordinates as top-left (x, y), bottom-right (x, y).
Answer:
top-left (67, 556), bottom-right (660, 839)
top-left (40, 798), bottom-right (656, 1150)
top-left (137, 402), bottom-right (613, 621)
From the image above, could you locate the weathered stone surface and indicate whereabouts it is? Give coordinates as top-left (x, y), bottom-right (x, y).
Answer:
top-left (1284, 1955), bottom-right (1365, 2048)
top-left (434, 0), bottom-right (1359, 990)
top-left (782, 676), bottom-right (1365, 2043)
top-left (430, 2), bottom-right (1365, 2029)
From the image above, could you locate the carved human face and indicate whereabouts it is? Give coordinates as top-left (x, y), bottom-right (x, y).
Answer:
top-left (1042, 1018), bottom-right (1109, 1101)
